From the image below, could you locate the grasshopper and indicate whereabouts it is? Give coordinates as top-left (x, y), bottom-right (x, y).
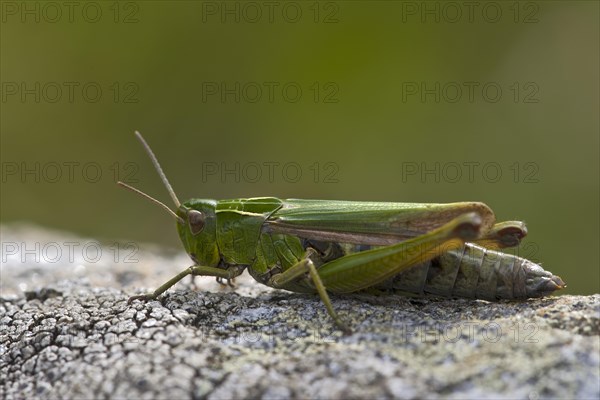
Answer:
top-left (120, 132), bottom-right (565, 333)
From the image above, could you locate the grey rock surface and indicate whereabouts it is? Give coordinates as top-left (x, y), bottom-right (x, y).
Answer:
top-left (1, 225), bottom-right (599, 399)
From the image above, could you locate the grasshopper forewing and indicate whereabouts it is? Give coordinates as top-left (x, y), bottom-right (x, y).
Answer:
top-left (119, 132), bottom-right (565, 333)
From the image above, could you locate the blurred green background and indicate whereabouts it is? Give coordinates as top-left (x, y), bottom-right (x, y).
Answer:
top-left (1, 1), bottom-right (598, 294)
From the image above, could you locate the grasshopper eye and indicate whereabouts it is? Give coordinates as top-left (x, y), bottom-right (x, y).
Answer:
top-left (188, 210), bottom-right (205, 235)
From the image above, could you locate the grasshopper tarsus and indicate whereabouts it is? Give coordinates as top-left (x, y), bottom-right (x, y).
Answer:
top-left (128, 293), bottom-right (156, 304)
top-left (337, 321), bottom-right (353, 336)
top-left (215, 277), bottom-right (236, 287)
top-left (189, 275), bottom-right (199, 290)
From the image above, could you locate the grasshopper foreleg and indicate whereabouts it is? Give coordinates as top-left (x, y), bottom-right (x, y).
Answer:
top-left (128, 265), bottom-right (244, 304)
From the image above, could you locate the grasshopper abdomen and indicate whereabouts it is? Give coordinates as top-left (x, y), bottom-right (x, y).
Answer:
top-left (374, 243), bottom-right (565, 301)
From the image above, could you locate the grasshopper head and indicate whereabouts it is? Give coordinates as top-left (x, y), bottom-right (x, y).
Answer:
top-left (176, 200), bottom-right (220, 267)
top-left (118, 131), bottom-right (221, 268)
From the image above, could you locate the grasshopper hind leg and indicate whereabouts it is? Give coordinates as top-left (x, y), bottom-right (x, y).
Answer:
top-left (315, 213), bottom-right (483, 294)
top-left (474, 221), bottom-right (528, 250)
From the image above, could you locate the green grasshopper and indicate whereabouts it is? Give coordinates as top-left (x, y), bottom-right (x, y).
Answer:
top-left (120, 132), bottom-right (565, 333)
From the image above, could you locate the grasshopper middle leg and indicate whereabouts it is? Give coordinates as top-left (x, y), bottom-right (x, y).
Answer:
top-left (268, 250), bottom-right (352, 334)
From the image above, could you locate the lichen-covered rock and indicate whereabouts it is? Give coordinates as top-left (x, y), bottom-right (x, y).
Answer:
top-left (1, 225), bottom-right (599, 399)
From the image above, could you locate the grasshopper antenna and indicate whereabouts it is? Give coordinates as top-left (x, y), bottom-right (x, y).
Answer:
top-left (134, 130), bottom-right (181, 208)
top-left (117, 181), bottom-right (185, 225)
